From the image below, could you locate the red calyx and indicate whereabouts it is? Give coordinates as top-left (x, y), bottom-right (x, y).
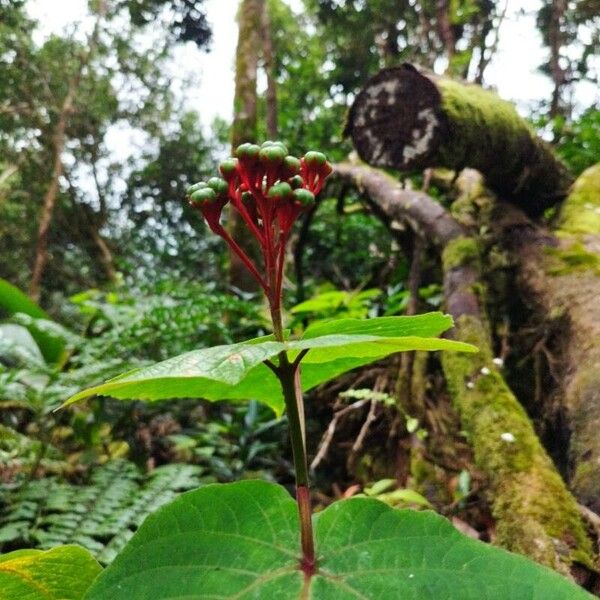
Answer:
top-left (187, 143), bottom-right (332, 309)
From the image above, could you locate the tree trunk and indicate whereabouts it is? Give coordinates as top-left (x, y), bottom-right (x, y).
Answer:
top-left (229, 0), bottom-right (264, 292)
top-left (261, 0), bottom-right (278, 140)
top-left (28, 4), bottom-right (105, 302)
top-left (548, 0), bottom-right (568, 118)
top-left (501, 163), bottom-right (600, 512)
top-left (436, 0), bottom-right (456, 69)
top-left (29, 93), bottom-right (73, 302)
top-left (333, 162), bottom-right (594, 575)
top-left (344, 64), bottom-right (572, 215)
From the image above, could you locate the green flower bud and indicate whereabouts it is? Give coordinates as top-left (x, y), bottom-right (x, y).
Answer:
top-left (293, 188), bottom-right (315, 207)
top-left (236, 143), bottom-right (260, 161)
top-left (190, 187), bottom-right (217, 205)
top-left (289, 175), bottom-right (304, 189)
top-left (283, 155), bottom-right (301, 176)
top-left (261, 140), bottom-right (275, 148)
top-left (219, 158), bottom-right (238, 179)
top-left (187, 181), bottom-right (206, 196)
top-left (268, 182), bottom-right (293, 200)
top-left (207, 177), bottom-right (228, 196)
top-left (259, 145), bottom-right (286, 166)
top-left (303, 151), bottom-right (327, 166)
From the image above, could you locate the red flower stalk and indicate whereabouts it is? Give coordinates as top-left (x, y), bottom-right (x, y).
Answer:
top-left (186, 142), bottom-right (332, 328)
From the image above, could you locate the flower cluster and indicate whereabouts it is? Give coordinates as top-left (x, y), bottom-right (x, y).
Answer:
top-left (186, 141), bottom-right (332, 308)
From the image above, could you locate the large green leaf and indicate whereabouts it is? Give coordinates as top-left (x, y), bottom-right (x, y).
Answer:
top-left (0, 278), bottom-right (49, 320)
top-left (85, 480), bottom-right (591, 599)
top-left (63, 314), bottom-right (476, 415)
top-left (0, 545), bottom-right (101, 599)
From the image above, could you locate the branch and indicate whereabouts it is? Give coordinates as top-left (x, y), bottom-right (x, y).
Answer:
top-left (345, 64), bottom-right (572, 215)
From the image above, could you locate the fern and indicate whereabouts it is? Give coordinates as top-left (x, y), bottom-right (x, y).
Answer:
top-left (0, 460), bottom-right (206, 564)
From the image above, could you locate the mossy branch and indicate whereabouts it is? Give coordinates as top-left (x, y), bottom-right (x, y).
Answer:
top-left (333, 162), bottom-right (595, 574)
top-left (345, 64), bottom-right (572, 215)
top-left (500, 162), bottom-right (600, 513)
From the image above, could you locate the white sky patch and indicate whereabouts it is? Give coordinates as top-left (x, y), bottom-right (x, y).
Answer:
top-left (26, 0), bottom-right (598, 152)
top-left (28, 0), bottom-right (597, 124)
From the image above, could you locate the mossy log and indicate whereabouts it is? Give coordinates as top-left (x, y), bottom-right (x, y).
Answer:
top-left (334, 162), bottom-right (595, 574)
top-left (500, 163), bottom-right (600, 512)
top-left (344, 64), bottom-right (572, 215)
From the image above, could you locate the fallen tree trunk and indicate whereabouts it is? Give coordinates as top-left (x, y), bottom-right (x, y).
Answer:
top-left (334, 162), bottom-right (594, 575)
top-left (500, 163), bottom-right (600, 512)
top-left (344, 64), bottom-right (572, 215)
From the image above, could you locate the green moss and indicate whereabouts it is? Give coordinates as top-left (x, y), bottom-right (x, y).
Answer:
top-left (442, 236), bottom-right (480, 271)
top-left (544, 242), bottom-right (600, 276)
top-left (434, 77), bottom-right (571, 208)
top-left (441, 315), bottom-right (594, 570)
top-left (557, 163), bottom-right (600, 236)
top-left (437, 79), bottom-right (535, 176)
top-left (566, 368), bottom-right (600, 508)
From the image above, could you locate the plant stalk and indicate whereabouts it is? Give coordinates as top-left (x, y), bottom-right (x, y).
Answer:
top-left (270, 305), bottom-right (315, 573)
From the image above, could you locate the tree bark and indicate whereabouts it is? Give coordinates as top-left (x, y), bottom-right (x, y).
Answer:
top-left (333, 162), bottom-right (594, 575)
top-left (229, 0), bottom-right (264, 292)
top-left (500, 163), bottom-right (600, 512)
top-left (29, 85), bottom-right (75, 302)
top-left (261, 0), bottom-right (278, 140)
top-left (28, 5), bottom-right (105, 302)
top-left (547, 0), bottom-right (568, 118)
top-left (344, 64), bottom-right (572, 215)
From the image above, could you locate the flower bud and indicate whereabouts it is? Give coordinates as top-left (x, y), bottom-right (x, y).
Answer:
top-left (236, 143), bottom-right (260, 161)
top-left (190, 187), bottom-right (217, 206)
top-left (289, 175), bottom-right (304, 189)
top-left (207, 177), bottom-right (228, 197)
top-left (219, 158), bottom-right (238, 180)
top-left (282, 155), bottom-right (301, 177)
top-left (293, 189), bottom-right (315, 207)
top-left (187, 181), bottom-right (206, 196)
top-left (303, 151), bottom-right (327, 167)
top-left (259, 145), bottom-right (286, 166)
top-left (268, 182), bottom-right (293, 201)
top-left (262, 140), bottom-right (288, 153)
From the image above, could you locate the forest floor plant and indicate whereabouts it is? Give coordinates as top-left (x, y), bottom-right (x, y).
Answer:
top-left (1, 143), bottom-right (594, 599)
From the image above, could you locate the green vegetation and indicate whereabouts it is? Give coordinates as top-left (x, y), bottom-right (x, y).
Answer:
top-left (1, 0), bottom-right (599, 597)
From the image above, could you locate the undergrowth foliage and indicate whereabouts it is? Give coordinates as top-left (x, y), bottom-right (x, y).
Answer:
top-left (0, 461), bottom-right (205, 564)
top-left (0, 144), bottom-right (593, 599)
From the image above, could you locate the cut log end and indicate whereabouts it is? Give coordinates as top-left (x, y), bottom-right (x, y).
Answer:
top-left (345, 64), bottom-right (446, 170)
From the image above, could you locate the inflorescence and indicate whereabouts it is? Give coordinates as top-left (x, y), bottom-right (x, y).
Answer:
top-left (186, 141), bottom-right (332, 310)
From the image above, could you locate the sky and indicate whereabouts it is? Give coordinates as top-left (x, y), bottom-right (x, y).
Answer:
top-left (27, 0), bottom-right (598, 144)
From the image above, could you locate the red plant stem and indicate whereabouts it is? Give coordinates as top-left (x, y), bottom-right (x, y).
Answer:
top-left (233, 190), bottom-right (265, 245)
top-left (214, 225), bottom-right (268, 292)
top-left (275, 348), bottom-right (315, 572)
top-left (275, 235), bottom-right (287, 305)
top-left (297, 486), bottom-right (315, 574)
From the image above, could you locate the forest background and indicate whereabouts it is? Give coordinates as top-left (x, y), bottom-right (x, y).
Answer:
top-left (0, 0), bottom-right (599, 593)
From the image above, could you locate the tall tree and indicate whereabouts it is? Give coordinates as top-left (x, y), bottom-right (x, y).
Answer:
top-left (29, 2), bottom-right (107, 301)
top-left (0, 0), bottom-right (213, 300)
top-left (229, 0), bottom-right (264, 291)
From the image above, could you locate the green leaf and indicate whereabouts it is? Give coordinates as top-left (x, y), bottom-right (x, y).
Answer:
top-left (85, 480), bottom-right (592, 599)
top-left (12, 313), bottom-right (80, 365)
top-left (0, 324), bottom-right (46, 367)
top-left (0, 545), bottom-right (101, 599)
top-left (301, 312), bottom-right (453, 339)
top-left (63, 314), bottom-right (476, 415)
top-left (0, 278), bottom-right (49, 320)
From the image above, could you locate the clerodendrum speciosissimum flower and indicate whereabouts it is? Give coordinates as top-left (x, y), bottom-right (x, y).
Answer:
top-left (186, 141), bottom-right (332, 308)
